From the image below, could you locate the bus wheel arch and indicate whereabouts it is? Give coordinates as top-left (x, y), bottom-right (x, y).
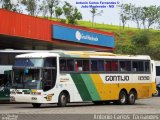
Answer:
top-left (118, 89), bottom-right (128, 105)
top-left (57, 90), bottom-right (70, 107)
top-left (128, 89), bottom-right (137, 105)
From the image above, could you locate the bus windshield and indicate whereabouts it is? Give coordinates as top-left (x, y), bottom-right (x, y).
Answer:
top-left (14, 58), bottom-right (44, 67)
top-left (13, 69), bottom-right (42, 89)
top-left (24, 80), bottom-right (42, 89)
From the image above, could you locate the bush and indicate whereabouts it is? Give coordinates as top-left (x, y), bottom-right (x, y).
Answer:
top-left (131, 31), bottom-right (149, 47)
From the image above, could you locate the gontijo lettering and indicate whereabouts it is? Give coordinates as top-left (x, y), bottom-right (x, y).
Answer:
top-left (105, 75), bottom-right (129, 81)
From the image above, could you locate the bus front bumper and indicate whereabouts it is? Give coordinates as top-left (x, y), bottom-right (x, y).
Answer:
top-left (10, 94), bottom-right (54, 103)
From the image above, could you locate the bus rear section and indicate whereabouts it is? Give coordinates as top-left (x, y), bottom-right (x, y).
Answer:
top-left (60, 57), bottom-right (153, 106)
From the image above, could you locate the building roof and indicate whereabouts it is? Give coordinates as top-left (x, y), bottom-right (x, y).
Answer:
top-left (0, 9), bottom-right (115, 51)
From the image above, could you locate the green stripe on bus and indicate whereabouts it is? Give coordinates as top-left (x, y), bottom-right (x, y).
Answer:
top-left (81, 74), bottom-right (101, 101)
top-left (70, 74), bottom-right (92, 101)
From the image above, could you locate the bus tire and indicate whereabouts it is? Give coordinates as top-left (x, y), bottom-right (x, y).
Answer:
top-left (128, 91), bottom-right (136, 105)
top-left (153, 89), bottom-right (159, 96)
top-left (58, 92), bottom-right (68, 107)
top-left (118, 91), bottom-right (127, 105)
top-left (32, 103), bottom-right (41, 108)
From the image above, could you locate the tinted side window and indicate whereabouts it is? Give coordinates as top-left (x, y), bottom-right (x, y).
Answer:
top-left (60, 59), bottom-right (74, 71)
top-left (119, 61), bottom-right (131, 72)
top-left (105, 61), bottom-right (111, 71)
top-left (132, 61), bottom-right (144, 72)
top-left (91, 60), bottom-right (98, 71)
top-left (105, 60), bottom-right (118, 72)
top-left (111, 61), bottom-right (118, 71)
top-left (145, 61), bottom-right (150, 72)
top-left (44, 58), bottom-right (56, 67)
top-left (76, 60), bottom-right (89, 72)
top-left (91, 60), bottom-right (104, 71)
top-left (156, 66), bottom-right (160, 76)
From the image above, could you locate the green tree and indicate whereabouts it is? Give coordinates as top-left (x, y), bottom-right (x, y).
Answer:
top-left (140, 7), bottom-right (149, 29)
top-left (90, 8), bottom-right (103, 27)
top-left (21, 0), bottom-right (40, 16)
top-left (130, 5), bottom-right (142, 29)
top-left (62, 1), bottom-right (82, 24)
top-left (146, 5), bottom-right (160, 30)
top-left (39, 0), bottom-right (48, 18)
top-left (0, 0), bottom-right (18, 11)
top-left (47, 0), bottom-right (59, 18)
top-left (55, 6), bottom-right (63, 20)
top-left (119, 4), bottom-right (131, 29)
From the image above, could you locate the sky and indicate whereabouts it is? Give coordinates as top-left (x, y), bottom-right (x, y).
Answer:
top-left (8, 0), bottom-right (160, 28)
top-left (66, 0), bottom-right (160, 28)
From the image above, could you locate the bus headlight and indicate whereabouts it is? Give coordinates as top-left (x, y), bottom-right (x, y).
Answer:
top-left (31, 92), bottom-right (41, 95)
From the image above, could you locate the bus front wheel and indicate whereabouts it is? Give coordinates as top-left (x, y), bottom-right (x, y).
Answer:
top-left (32, 103), bottom-right (41, 108)
top-left (58, 92), bottom-right (68, 107)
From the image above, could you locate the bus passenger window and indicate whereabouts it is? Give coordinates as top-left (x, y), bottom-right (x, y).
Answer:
top-left (77, 60), bottom-right (83, 71)
top-left (76, 60), bottom-right (89, 72)
top-left (60, 59), bottom-right (74, 71)
top-left (132, 62), bottom-right (138, 71)
top-left (44, 58), bottom-right (56, 67)
top-left (111, 61), bottom-right (118, 71)
top-left (91, 60), bottom-right (104, 71)
top-left (132, 61), bottom-right (144, 72)
top-left (97, 60), bottom-right (104, 71)
top-left (91, 60), bottom-right (98, 71)
top-left (145, 61), bottom-right (150, 72)
top-left (138, 61), bottom-right (144, 71)
top-left (83, 60), bottom-right (89, 71)
top-left (156, 66), bottom-right (160, 76)
top-left (67, 60), bottom-right (74, 71)
top-left (120, 61), bottom-right (131, 72)
top-left (60, 59), bottom-right (67, 71)
top-left (105, 61), bottom-right (111, 71)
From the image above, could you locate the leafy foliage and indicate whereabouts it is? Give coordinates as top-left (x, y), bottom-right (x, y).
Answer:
top-left (90, 8), bottom-right (103, 27)
top-left (120, 3), bottom-right (160, 30)
top-left (46, 0), bottom-right (59, 18)
top-left (55, 6), bottom-right (63, 20)
top-left (119, 4), bottom-right (131, 29)
top-left (131, 31), bottom-right (149, 47)
top-left (21, 0), bottom-right (40, 16)
top-left (0, 0), bottom-right (18, 11)
top-left (62, 1), bottom-right (82, 24)
top-left (39, 0), bottom-right (48, 17)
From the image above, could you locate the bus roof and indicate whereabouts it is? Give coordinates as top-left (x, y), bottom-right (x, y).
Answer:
top-left (15, 50), bottom-right (151, 60)
top-left (0, 49), bottom-right (50, 53)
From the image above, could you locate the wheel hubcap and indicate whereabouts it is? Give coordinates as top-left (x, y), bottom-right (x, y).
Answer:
top-left (130, 94), bottom-right (135, 102)
top-left (120, 94), bottom-right (126, 103)
top-left (61, 95), bottom-right (66, 103)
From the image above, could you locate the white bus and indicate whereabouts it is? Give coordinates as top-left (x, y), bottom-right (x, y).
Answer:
top-left (10, 51), bottom-right (156, 107)
top-left (152, 60), bottom-right (160, 96)
top-left (0, 49), bottom-right (49, 101)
